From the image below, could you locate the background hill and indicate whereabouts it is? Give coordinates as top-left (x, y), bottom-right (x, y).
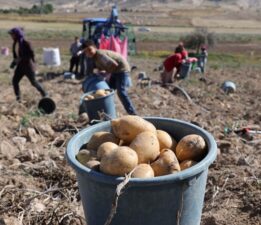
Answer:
top-left (0, 0), bottom-right (260, 11)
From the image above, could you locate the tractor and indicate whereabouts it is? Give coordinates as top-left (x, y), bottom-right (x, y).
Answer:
top-left (79, 5), bottom-right (136, 78)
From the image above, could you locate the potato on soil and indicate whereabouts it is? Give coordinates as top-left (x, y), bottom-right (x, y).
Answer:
top-left (100, 146), bottom-right (138, 176)
top-left (131, 164), bottom-right (154, 178)
top-left (176, 134), bottom-right (207, 161)
top-left (87, 131), bottom-right (120, 151)
top-left (97, 142), bottom-right (118, 160)
top-left (111, 115), bottom-right (157, 143)
top-left (129, 131), bottom-right (160, 163)
top-left (180, 160), bottom-right (197, 171)
top-left (151, 149), bottom-right (180, 176)
top-left (85, 160), bottom-right (100, 171)
top-left (156, 130), bottom-right (177, 151)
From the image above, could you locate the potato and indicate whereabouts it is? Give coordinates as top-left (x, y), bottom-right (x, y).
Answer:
top-left (151, 149), bottom-right (180, 176)
top-left (111, 115), bottom-right (157, 143)
top-left (97, 142), bottom-right (118, 160)
top-left (131, 164), bottom-right (154, 178)
top-left (100, 146), bottom-right (138, 176)
top-left (156, 130), bottom-right (177, 151)
top-left (94, 89), bottom-right (106, 98)
top-left (84, 95), bottom-right (94, 101)
top-left (105, 90), bottom-right (111, 95)
top-left (87, 131), bottom-right (120, 151)
top-left (129, 131), bottom-right (160, 163)
top-left (76, 149), bottom-right (97, 166)
top-left (176, 134), bottom-right (207, 161)
top-left (85, 160), bottom-right (100, 171)
top-left (180, 160), bottom-right (197, 171)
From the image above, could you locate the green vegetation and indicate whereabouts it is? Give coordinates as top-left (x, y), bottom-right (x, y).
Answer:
top-left (137, 50), bottom-right (261, 68)
top-left (20, 110), bottom-right (43, 127)
top-left (182, 28), bottom-right (216, 53)
top-left (0, 4), bottom-right (54, 15)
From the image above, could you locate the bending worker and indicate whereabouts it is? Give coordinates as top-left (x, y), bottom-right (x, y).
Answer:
top-left (82, 40), bottom-right (136, 115)
top-left (8, 27), bottom-right (47, 102)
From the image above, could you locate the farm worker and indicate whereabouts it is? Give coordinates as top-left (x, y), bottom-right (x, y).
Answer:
top-left (8, 27), bottom-right (48, 102)
top-left (178, 42), bottom-right (188, 59)
top-left (69, 36), bottom-right (82, 74)
top-left (82, 40), bottom-right (137, 115)
top-left (160, 47), bottom-right (183, 86)
top-left (198, 45), bottom-right (208, 73)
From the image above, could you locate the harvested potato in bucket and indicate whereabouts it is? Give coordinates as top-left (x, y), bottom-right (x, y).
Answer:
top-left (84, 89), bottom-right (112, 101)
top-left (75, 115), bottom-right (206, 178)
top-left (176, 134), bottom-right (207, 161)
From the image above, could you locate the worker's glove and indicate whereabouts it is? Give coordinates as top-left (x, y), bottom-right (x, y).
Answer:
top-left (76, 50), bottom-right (83, 56)
top-left (10, 60), bottom-right (17, 69)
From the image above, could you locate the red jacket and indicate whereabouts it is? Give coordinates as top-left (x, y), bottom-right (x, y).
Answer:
top-left (163, 53), bottom-right (183, 72)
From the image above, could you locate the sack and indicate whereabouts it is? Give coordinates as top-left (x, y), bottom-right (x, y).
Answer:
top-left (43, 48), bottom-right (61, 66)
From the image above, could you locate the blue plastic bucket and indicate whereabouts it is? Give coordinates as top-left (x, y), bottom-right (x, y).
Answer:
top-left (179, 62), bottom-right (192, 79)
top-left (82, 75), bottom-right (110, 93)
top-left (80, 89), bottom-right (117, 121)
top-left (66, 117), bottom-right (217, 225)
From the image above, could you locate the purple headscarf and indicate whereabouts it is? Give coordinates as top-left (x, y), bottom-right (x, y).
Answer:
top-left (8, 27), bottom-right (24, 44)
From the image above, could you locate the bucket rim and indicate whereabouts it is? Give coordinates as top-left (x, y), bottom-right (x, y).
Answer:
top-left (66, 117), bottom-right (217, 186)
top-left (80, 89), bottom-right (115, 104)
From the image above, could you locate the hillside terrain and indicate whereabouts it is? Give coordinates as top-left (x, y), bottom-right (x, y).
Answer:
top-left (0, 0), bottom-right (261, 11)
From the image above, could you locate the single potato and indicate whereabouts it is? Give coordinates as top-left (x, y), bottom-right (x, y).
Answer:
top-left (111, 115), bottom-right (157, 143)
top-left (100, 146), bottom-right (138, 176)
top-left (176, 134), bottom-right (207, 161)
top-left (87, 131), bottom-right (120, 151)
top-left (156, 130), bottom-right (177, 151)
top-left (129, 131), bottom-right (160, 163)
top-left (131, 164), bottom-right (154, 178)
top-left (97, 142), bottom-right (118, 160)
top-left (94, 89), bottom-right (106, 98)
top-left (151, 149), bottom-right (180, 176)
top-left (84, 95), bottom-right (95, 101)
top-left (85, 160), bottom-right (100, 171)
top-left (180, 160), bottom-right (197, 171)
top-left (76, 149), bottom-right (97, 166)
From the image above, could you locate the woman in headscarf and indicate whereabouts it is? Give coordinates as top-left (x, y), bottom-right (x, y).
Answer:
top-left (8, 27), bottom-right (48, 101)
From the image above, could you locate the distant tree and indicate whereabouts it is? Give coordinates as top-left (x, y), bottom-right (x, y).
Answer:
top-left (182, 27), bottom-right (217, 53)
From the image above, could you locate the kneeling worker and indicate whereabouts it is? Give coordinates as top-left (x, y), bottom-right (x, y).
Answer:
top-left (82, 40), bottom-right (136, 115)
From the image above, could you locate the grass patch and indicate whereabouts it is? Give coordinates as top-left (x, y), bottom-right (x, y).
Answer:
top-left (208, 52), bottom-right (261, 68)
top-left (136, 50), bottom-right (172, 59)
top-left (136, 32), bottom-right (182, 42)
top-left (137, 51), bottom-right (261, 68)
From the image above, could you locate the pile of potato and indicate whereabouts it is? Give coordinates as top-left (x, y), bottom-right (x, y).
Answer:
top-left (76, 115), bottom-right (207, 178)
top-left (84, 89), bottom-right (111, 101)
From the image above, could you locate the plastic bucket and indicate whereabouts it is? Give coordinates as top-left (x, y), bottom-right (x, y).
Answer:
top-left (66, 117), bottom-right (217, 225)
top-left (179, 62), bottom-right (192, 79)
top-left (38, 97), bottom-right (56, 114)
top-left (221, 81), bottom-right (236, 94)
top-left (82, 75), bottom-right (110, 93)
top-left (80, 89), bottom-right (116, 121)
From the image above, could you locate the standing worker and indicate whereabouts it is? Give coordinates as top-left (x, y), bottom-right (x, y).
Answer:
top-left (69, 36), bottom-right (82, 75)
top-left (82, 40), bottom-right (136, 115)
top-left (8, 27), bottom-right (48, 102)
